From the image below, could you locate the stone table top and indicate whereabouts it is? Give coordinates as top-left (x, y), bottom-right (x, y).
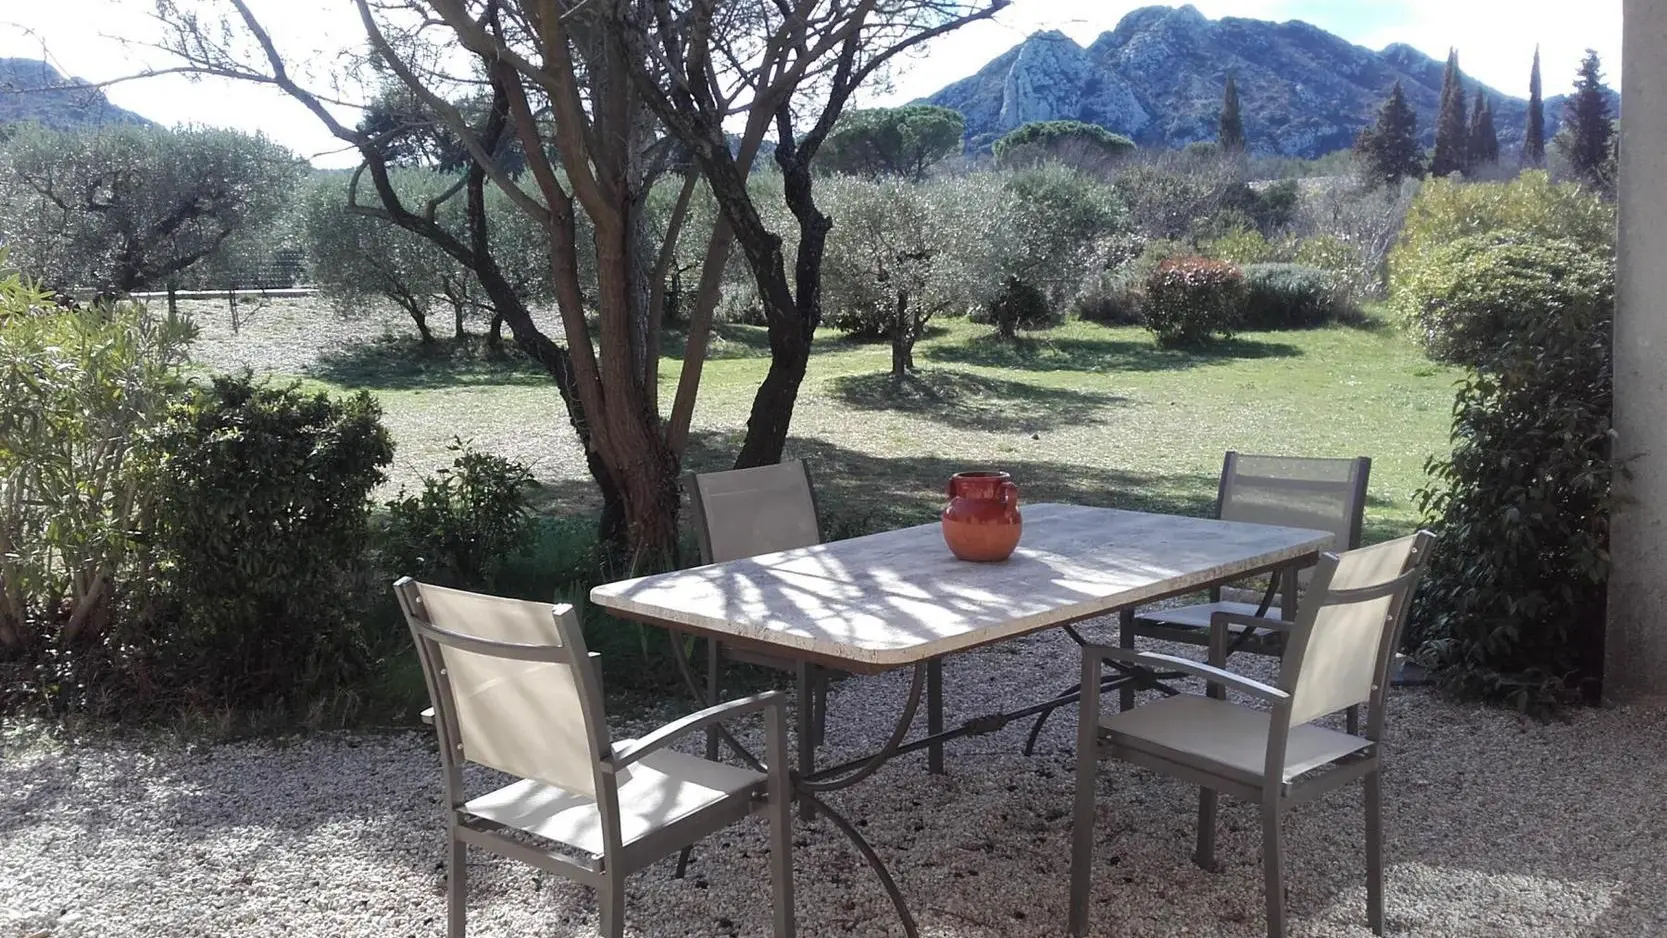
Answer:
top-left (590, 503), bottom-right (1333, 673)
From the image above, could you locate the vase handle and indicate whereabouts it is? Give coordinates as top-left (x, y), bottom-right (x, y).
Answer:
top-left (999, 481), bottom-right (1019, 507)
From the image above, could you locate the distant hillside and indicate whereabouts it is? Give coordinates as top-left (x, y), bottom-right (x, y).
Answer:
top-left (0, 58), bottom-right (152, 130)
top-left (920, 5), bottom-right (1611, 158)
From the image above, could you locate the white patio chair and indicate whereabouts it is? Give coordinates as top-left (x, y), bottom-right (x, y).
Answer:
top-left (1070, 530), bottom-right (1433, 938)
top-left (395, 578), bottom-right (795, 938)
top-left (1124, 452), bottom-right (1372, 665)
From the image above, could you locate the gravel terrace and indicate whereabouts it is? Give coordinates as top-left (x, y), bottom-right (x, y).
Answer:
top-left (5, 625), bottom-right (1664, 938)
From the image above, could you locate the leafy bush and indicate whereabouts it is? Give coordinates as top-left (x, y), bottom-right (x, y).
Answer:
top-left (1239, 263), bottom-right (1353, 330)
top-left (1073, 269), bottom-right (1145, 325)
top-left (1409, 234), bottom-right (1614, 709)
top-left (983, 277), bottom-right (1052, 339)
top-left (0, 277), bottom-right (193, 686)
top-left (1389, 171), bottom-right (1614, 308)
top-left (1394, 231), bottom-right (1614, 364)
top-left (1290, 176), bottom-right (1420, 298)
top-left (379, 439), bottom-right (536, 591)
top-left (1204, 227), bottom-right (1277, 265)
top-left (995, 165), bottom-right (1126, 311)
top-left (137, 374), bottom-right (394, 711)
top-left (1142, 256), bottom-right (1245, 346)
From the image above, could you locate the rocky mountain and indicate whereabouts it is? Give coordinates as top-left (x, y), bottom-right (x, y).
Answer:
top-left (922, 5), bottom-right (1600, 158)
top-left (0, 58), bottom-right (152, 130)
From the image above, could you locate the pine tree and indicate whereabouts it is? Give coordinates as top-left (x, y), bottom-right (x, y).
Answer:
top-left (1523, 45), bottom-right (1546, 167)
top-left (1218, 74), bottom-right (1246, 153)
top-left (1430, 48), bottom-right (1469, 176)
top-left (1466, 90), bottom-right (1499, 172)
top-left (1354, 81), bottom-right (1424, 187)
top-left (1556, 49), bottom-right (1614, 186)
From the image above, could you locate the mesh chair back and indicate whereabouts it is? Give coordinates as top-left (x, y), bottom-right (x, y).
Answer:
top-left (1281, 532), bottom-right (1432, 727)
top-left (690, 460), bottom-right (822, 564)
top-left (1218, 453), bottom-right (1371, 580)
top-left (397, 580), bottom-right (609, 798)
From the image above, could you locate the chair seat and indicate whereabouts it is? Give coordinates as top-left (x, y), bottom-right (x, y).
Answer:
top-left (1134, 600), bottom-right (1287, 634)
top-left (1099, 694), bottom-right (1370, 786)
top-left (463, 746), bottom-right (765, 856)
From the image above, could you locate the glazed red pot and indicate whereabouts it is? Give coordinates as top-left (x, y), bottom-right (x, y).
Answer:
top-left (941, 471), bottom-right (1022, 562)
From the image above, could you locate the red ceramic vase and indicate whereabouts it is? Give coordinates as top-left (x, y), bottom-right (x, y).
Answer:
top-left (941, 471), bottom-right (1022, 562)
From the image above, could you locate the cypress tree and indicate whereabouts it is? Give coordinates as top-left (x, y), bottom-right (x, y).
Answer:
top-left (1556, 49), bottom-right (1614, 186)
top-left (1354, 81), bottom-right (1424, 187)
top-left (1523, 45), bottom-right (1546, 167)
top-left (1430, 48), bottom-right (1469, 176)
top-left (1219, 74), bottom-right (1246, 153)
top-left (1466, 90), bottom-right (1499, 171)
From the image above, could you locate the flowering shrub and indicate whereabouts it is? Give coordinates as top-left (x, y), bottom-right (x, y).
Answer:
top-left (1141, 256), bottom-right (1245, 346)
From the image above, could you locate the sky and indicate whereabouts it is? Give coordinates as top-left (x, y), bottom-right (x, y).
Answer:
top-left (0, 0), bottom-right (1625, 168)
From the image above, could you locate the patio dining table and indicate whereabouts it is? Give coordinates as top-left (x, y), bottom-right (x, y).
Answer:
top-left (590, 502), bottom-right (1333, 936)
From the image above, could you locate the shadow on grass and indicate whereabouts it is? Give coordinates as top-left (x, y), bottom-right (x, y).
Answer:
top-left (826, 368), bottom-right (1131, 433)
top-left (306, 333), bottom-right (551, 390)
top-left (922, 331), bottom-right (1304, 373)
top-left (661, 322), bottom-right (925, 361)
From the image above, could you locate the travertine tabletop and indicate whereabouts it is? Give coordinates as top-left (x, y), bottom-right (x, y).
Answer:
top-left (591, 503), bottom-right (1332, 673)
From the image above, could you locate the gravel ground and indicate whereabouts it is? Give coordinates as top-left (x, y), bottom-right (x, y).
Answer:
top-left (5, 624), bottom-right (1665, 938)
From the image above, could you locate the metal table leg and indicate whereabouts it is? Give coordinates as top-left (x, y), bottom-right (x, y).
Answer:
top-left (926, 657), bottom-right (944, 775)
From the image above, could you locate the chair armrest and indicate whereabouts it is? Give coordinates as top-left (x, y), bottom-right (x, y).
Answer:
top-left (604, 691), bottom-right (788, 773)
top-left (1091, 647), bottom-right (1289, 704)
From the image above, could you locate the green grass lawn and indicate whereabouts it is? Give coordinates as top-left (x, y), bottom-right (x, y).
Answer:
top-left (193, 299), bottom-right (1460, 544)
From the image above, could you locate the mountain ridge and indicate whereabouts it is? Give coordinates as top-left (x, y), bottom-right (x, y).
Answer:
top-left (919, 5), bottom-right (1601, 159)
top-left (0, 58), bottom-right (152, 130)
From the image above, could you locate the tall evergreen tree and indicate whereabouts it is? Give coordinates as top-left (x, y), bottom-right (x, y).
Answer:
top-left (1430, 48), bottom-right (1469, 176)
top-left (1218, 74), bottom-right (1246, 154)
top-left (1354, 81), bottom-right (1424, 187)
top-left (1556, 49), bottom-right (1614, 187)
top-left (1466, 91), bottom-right (1500, 171)
top-left (1523, 45), bottom-right (1546, 167)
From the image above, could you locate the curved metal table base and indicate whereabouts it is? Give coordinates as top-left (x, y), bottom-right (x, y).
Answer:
top-left (664, 630), bottom-right (1160, 938)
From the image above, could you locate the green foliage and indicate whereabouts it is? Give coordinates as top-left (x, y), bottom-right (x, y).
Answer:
top-left (1220, 179), bottom-right (1299, 235)
top-left (1524, 48), bottom-right (1546, 168)
top-left (379, 439), bottom-right (535, 590)
top-left (820, 175), bottom-right (1002, 373)
top-left (1238, 263), bottom-right (1352, 330)
top-left (1395, 231), bottom-right (1614, 365)
top-left (1203, 227), bottom-right (1276, 265)
top-left (818, 105), bottom-right (965, 180)
top-left (0, 124), bottom-right (303, 292)
top-left (1218, 75), bottom-right (1246, 153)
top-left (984, 276), bottom-right (1051, 340)
top-left (1410, 234), bottom-right (1614, 709)
top-left (1466, 91), bottom-right (1500, 171)
top-left (1555, 49), bottom-right (1615, 190)
top-left (993, 120), bottom-right (1135, 173)
top-left (1072, 269), bottom-right (1145, 325)
top-left (1142, 256), bottom-right (1245, 347)
top-left (1430, 49), bottom-right (1470, 178)
top-left (1389, 171), bottom-right (1615, 328)
top-left (1354, 81), bottom-right (1424, 187)
top-left (0, 273), bottom-right (194, 677)
top-left (300, 170), bottom-right (553, 342)
top-left (138, 374), bottom-right (394, 710)
top-left (994, 164), bottom-right (1126, 310)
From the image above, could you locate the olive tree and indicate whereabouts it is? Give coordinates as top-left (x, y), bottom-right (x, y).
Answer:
top-left (0, 123), bottom-right (302, 293)
top-left (821, 174), bottom-right (1001, 377)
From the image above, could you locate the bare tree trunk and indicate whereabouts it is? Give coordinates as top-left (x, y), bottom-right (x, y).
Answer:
top-left (890, 291), bottom-right (914, 380)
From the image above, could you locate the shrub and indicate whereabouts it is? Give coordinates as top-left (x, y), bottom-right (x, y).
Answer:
top-left (0, 278), bottom-right (193, 694)
top-left (1389, 171), bottom-right (1614, 307)
top-left (1239, 263), bottom-right (1352, 330)
top-left (137, 374), bottom-right (394, 711)
top-left (1142, 256), bottom-right (1245, 346)
top-left (1203, 227), bottom-right (1276, 265)
top-left (1073, 269), bottom-right (1145, 325)
top-left (983, 276), bottom-right (1051, 339)
top-left (995, 164), bottom-right (1127, 311)
top-left (379, 439), bottom-right (536, 591)
top-left (1393, 231), bottom-right (1614, 364)
top-left (1409, 234), bottom-right (1614, 710)
top-left (1290, 177), bottom-right (1420, 298)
